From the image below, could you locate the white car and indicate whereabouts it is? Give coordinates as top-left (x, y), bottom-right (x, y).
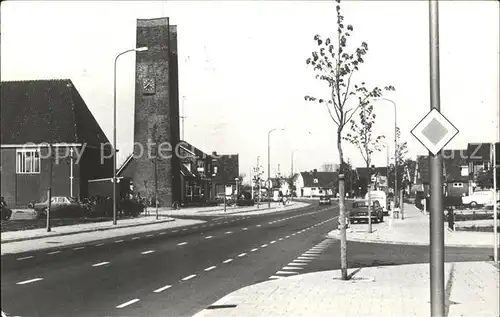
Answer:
top-left (462, 190), bottom-right (496, 208)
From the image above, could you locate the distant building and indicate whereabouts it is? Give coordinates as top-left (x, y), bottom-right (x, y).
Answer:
top-left (211, 153), bottom-right (239, 198)
top-left (0, 79), bottom-right (113, 207)
top-left (294, 170), bottom-right (337, 197)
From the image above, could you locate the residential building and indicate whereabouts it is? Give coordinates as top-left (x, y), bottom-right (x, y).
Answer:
top-left (211, 153), bottom-right (239, 198)
top-left (466, 142), bottom-right (500, 193)
top-left (294, 170), bottom-right (337, 197)
top-left (0, 79), bottom-right (113, 207)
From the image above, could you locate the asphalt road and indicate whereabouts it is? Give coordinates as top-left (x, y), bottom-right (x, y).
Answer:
top-left (1, 201), bottom-right (492, 317)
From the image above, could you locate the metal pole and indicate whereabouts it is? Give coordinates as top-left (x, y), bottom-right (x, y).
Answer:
top-left (155, 158), bottom-right (158, 220)
top-left (394, 105), bottom-right (398, 209)
top-left (429, 1), bottom-right (445, 315)
top-left (251, 167), bottom-right (254, 200)
top-left (69, 148), bottom-right (74, 198)
top-left (268, 130), bottom-right (271, 209)
top-left (492, 142), bottom-right (498, 262)
top-left (113, 54), bottom-right (118, 226)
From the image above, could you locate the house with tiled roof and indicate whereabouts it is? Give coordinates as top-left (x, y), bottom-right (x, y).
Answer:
top-left (0, 79), bottom-right (113, 207)
top-left (414, 149), bottom-right (470, 197)
top-left (466, 142), bottom-right (500, 192)
top-left (294, 170), bottom-right (337, 197)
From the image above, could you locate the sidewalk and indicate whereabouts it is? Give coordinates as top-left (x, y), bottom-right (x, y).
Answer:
top-left (327, 203), bottom-right (499, 248)
top-left (193, 261), bottom-right (499, 317)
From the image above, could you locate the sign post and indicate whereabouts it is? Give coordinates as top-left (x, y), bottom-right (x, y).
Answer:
top-left (412, 3), bottom-right (459, 314)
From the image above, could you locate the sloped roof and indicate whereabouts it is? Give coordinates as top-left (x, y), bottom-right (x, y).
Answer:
top-left (356, 167), bottom-right (388, 179)
top-left (442, 149), bottom-right (468, 182)
top-left (0, 79), bottom-right (109, 147)
top-left (416, 149), bottom-right (469, 183)
top-left (466, 142), bottom-right (500, 162)
top-left (300, 171), bottom-right (338, 188)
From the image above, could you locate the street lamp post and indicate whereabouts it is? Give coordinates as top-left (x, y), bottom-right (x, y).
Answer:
top-left (113, 46), bottom-right (148, 225)
top-left (376, 98), bottom-right (397, 210)
top-left (268, 128), bottom-right (284, 208)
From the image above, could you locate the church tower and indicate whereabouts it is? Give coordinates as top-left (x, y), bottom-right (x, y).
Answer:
top-left (133, 17), bottom-right (181, 206)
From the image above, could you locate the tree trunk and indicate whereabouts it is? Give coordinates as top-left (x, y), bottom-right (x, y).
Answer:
top-left (337, 128), bottom-right (348, 280)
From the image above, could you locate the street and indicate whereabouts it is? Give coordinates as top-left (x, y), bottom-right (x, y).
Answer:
top-left (0, 202), bottom-right (492, 317)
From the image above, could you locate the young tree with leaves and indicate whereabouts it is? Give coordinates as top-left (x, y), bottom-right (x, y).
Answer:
top-left (305, 0), bottom-right (394, 280)
top-left (344, 102), bottom-right (385, 232)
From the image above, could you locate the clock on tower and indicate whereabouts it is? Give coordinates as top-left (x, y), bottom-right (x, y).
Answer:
top-left (142, 77), bottom-right (156, 95)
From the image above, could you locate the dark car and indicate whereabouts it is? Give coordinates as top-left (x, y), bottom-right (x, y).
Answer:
top-left (34, 196), bottom-right (88, 218)
top-left (319, 196), bottom-right (332, 205)
top-left (349, 200), bottom-right (384, 224)
top-left (236, 192), bottom-right (255, 206)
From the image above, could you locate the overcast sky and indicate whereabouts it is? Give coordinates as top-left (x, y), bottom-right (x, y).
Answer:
top-left (1, 0), bottom-right (498, 183)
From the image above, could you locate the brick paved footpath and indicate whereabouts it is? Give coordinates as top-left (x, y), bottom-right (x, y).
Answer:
top-left (194, 261), bottom-right (499, 317)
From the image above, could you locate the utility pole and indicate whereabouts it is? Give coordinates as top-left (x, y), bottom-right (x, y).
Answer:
top-left (429, 1), bottom-right (445, 315)
top-left (69, 147), bottom-right (74, 198)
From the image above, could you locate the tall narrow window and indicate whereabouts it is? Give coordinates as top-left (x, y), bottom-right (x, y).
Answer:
top-left (16, 149), bottom-right (41, 174)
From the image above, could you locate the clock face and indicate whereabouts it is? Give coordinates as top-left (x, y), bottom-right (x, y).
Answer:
top-left (142, 78), bottom-right (155, 94)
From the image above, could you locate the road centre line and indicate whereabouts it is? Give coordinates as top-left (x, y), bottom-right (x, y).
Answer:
top-left (250, 248), bottom-right (258, 252)
top-left (237, 253), bottom-right (247, 257)
top-left (16, 256), bottom-right (34, 261)
top-left (223, 259), bottom-right (233, 263)
top-left (261, 244), bottom-right (268, 247)
top-left (132, 237), bottom-right (140, 240)
top-left (73, 247), bottom-right (85, 250)
top-left (114, 240), bottom-right (124, 243)
top-left (181, 274), bottom-right (197, 281)
top-left (153, 285), bottom-right (172, 293)
top-left (95, 243), bottom-right (105, 247)
top-left (92, 262), bottom-right (110, 267)
top-left (177, 242), bottom-right (188, 246)
top-left (141, 250), bottom-right (155, 255)
top-left (204, 266), bottom-right (216, 271)
top-left (16, 278), bottom-right (43, 285)
top-left (47, 251), bottom-right (61, 255)
top-left (116, 299), bottom-right (139, 309)
top-left (205, 236), bottom-right (213, 239)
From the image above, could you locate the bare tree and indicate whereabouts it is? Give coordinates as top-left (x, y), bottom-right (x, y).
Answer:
top-left (305, 0), bottom-right (394, 280)
top-left (344, 102), bottom-right (386, 232)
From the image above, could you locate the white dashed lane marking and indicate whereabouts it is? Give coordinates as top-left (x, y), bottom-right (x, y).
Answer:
top-left (181, 274), bottom-right (196, 281)
top-left (73, 247), bottom-right (85, 250)
top-left (223, 259), bottom-right (233, 264)
top-left (114, 240), bottom-right (124, 243)
top-left (141, 250), bottom-right (155, 255)
top-left (92, 262), bottom-right (110, 267)
top-left (132, 237), bottom-right (140, 240)
top-left (225, 231), bottom-right (233, 234)
top-left (16, 256), bottom-right (34, 261)
top-left (204, 266), bottom-right (216, 272)
top-left (205, 236), bottom-right (213, 239)
top-left (116, 299), bottom-right (139, 309)
top-left (47, 251), bottom-right (61, 255)
top-left (261, 244), bottom-right (268, 248)
top-left (177, 242), bottom-right (188, 246)
top-left (16, 278), bottom-right (43, 285)
top-left (250, 248), bottom-right (258, 252)
top-left (95, 243), bottom-right (105, 247)
top-left (153, 285), bottom-right (171, 293)
top-left (237, 253), bottom-right (247, 257)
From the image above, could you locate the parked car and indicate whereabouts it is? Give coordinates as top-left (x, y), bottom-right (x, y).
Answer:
top-left (319, 196), bottom-right (332, 205)
top-left (462, 190), bottom-right (496, 208)
top-left (236, 192), bottom-right (255, 206)
top-left (34, 196), bottom-right (88, 218)
top-left (349, 200), bottom-right (384, 224)
top-left (364, 190), bottom-right (389, 215)
top-left (1, 205), bottom-right (13, 221)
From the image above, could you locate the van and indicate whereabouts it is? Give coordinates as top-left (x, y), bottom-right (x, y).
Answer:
top-left (364, 190), bottom-right (388, 215)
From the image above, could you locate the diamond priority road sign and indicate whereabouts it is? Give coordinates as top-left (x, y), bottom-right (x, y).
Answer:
top-left (411, 108), bottom-right (459, 155)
